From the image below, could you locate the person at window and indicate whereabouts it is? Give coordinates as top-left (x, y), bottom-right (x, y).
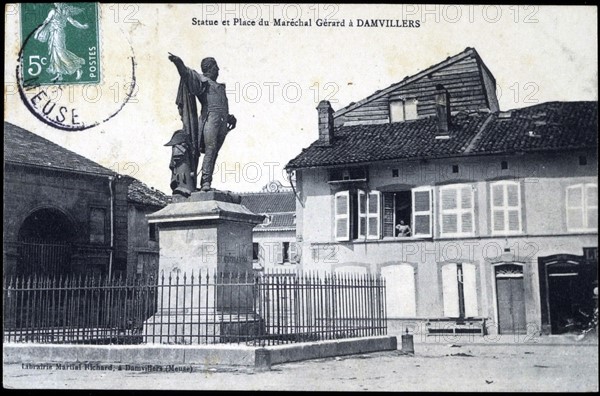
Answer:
top-left (396, 220), bottom-right (411, 237)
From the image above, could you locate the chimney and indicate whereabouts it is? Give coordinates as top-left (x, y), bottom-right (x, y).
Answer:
top-left (316, 100), bottom-right (334, 146)
top-left (434, 84), bottom-right (451, 139)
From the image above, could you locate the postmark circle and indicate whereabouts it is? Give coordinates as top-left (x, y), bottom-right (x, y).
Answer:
top-left (16, 3), bottom-right (137, 131)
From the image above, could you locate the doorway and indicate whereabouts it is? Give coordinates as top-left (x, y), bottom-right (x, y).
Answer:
top-left (495, 264), bottom-right (526, 334)
top-left (539, 253), bottom-right (597, 335)
top-left (17, 208), bottom-right (75, 277)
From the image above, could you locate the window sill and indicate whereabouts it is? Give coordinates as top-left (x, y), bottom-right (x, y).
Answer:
top-left (566, 228), bottom-right (598, 233)
top-left (327, 178), bottom-right (367, 185)
top-left (321, 237), bottom-right (433, 246)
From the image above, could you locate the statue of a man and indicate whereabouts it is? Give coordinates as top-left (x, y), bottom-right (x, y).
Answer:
top-left (167, 54), bottom-right (237, 194)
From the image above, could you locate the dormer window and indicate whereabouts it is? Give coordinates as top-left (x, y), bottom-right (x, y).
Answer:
top-left (390, 98), bottom-right (418, 123)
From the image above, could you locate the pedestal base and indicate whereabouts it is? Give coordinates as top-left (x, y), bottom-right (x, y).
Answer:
top-left (145, 191), bottom-right (266, 345)
top-left (143, 311), bottom-right (265, 345)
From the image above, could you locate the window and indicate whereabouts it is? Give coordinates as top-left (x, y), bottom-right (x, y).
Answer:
top-left (389, 98), bottom-right (418, 123)
top-left (566, 184), bottom-right (598, 231)
top-left (276, 242), bottom-right (297, 264)
top-left (441, 263), bottom-right (478, 318)
top-left (490, 181), bottom-right (522, 235)
top-left (282, 242), bottom-right (290, 262)
top-left (452, 165), bottom-right (459, 174)
top-left (335, 189), bottom-right (381, 241)
top-left (336, 187), bottom-right (432, 241)
top-left (149, 223), bottom-right (158, 242)
top-left (89, 207), bottom-right (106, 244)
top-left (252, 242), bottom-right (259, 261)
top-left (501, 160), bottom-right (508, 170)
top-left (329, 167), bottom-right (367, 182)
top-left (440, 184), bottom-right (475, 237)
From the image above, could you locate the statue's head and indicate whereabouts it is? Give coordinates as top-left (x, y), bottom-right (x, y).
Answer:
top-left (201, 57), bottom-right (219, 81)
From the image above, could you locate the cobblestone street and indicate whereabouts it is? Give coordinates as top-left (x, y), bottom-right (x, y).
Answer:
top-left (4, 341), bottom-right (598, 391)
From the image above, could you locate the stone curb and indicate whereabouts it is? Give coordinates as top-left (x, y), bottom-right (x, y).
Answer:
top-left (3, 336), bottom-right (398, 370)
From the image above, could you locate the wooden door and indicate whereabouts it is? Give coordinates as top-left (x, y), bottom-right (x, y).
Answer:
top-left (496, 265), bottom-right (526, 334)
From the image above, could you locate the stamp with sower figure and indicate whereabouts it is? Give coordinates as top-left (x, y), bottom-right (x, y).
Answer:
top-left (17, 3), bottom-right (136, 131)
top-left (20, 3), bottom-right (100, 87)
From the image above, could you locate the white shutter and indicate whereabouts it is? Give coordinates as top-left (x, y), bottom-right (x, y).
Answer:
top-left (412, 187), bottom-right (433, 237)
top-left (506, 183), bottom-right (521, 232)
top-left (491, 181), bottom-right (522, 235)
top-left (334, 191), bottom-right (350, 241)
top-left (460, 185), bottom-right (474, 234)
top-left (441, 187), bottom-right (458, 234)
top-left (381, 265), bottom-right (416, 318)
top-left (276, 243), bottom-right (284, 264)
top-left (440, 185), bottom-right (475, 236)
top-left (442, 264), bottom-right (459, 317)
top-left (585, 184), bottom-right (598, 229)
top-left (358, 190), bottom-right (367, 239)
top-left (440, 184), bottom-right (474, 236)
top-left (462, 263), bottom-right (479, 317)
top-left (290, 242), bottom-right (298, 264)
top-left (367, 191), bottom-right (381, 239)
top-left (566, 185), bottom-right (584, 230)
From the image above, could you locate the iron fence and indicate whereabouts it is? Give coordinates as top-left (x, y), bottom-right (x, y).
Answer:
top-left (3, 271), bottom-right (387, 345)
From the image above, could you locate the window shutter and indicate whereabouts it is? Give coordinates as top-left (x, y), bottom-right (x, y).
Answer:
top-left (585, 184), bottom-right (598, 229)
top-left (290, 242), bottom-right (298, 264)
top-left (412, 187), bottom-right (433, 237)
top-left (405, 99), bottom-right (418, 120)
top-left (389, 100), bottom-right (405, 123)
top-left (381, 264), bottom-right (416, 318)
top-left (506, 183), bottom-right (521, 232)
top-left (358, 190), bottom-right (367, 239)
top-left (462, 263), bottom-right (479, 317)
top-left (276, 243), bottom-right (284, 264)
top-left (441, 188), bottom-right (458, 234)
top-left (383, 193), bottom-right (395, 237)
top-left (440, 185), bottom-right (475, 236)
top-left (367, 191), bottom-right (381, 239)
top-left (442, 264), bottom-right (459, 317)
top-left (491, 181), bottom-right (521, 234)
top-left (460, 186), bottom-right (474, 234)
top-left (334, 191), bottom-right (350, 241)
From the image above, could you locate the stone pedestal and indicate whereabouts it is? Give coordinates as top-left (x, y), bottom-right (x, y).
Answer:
top-left (143, 191), bottom-right (265, 344)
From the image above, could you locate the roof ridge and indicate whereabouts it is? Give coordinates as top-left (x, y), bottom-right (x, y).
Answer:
top-left (463, 113), bottom-right (496, 154)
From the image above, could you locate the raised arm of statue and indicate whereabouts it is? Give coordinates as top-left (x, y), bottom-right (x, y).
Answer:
top-left (168, 53), bottom-right (207, 96)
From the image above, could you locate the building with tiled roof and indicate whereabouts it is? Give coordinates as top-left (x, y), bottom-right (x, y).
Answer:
top-left (287, 101), bottom-right (597, 170)
top-left (239, 184), bottom-right (298, 271)
top-left (4, 122), bottom-right (168, 280)
top-left (285, 49), bottom-right (598, 338)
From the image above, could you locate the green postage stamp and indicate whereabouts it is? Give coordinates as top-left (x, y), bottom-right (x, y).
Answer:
top-left (20, 3), bottom-right (100, 86)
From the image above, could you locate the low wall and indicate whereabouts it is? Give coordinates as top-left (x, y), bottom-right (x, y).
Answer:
top-left (4, 336), bottom-right (397, 370)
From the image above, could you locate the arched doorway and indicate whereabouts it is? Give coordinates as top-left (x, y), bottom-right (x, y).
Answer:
top-left (17, 208), bottom-right (75, 277)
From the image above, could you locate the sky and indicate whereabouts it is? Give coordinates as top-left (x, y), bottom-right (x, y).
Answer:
top-left (4, 4), bottom-right (598, 194)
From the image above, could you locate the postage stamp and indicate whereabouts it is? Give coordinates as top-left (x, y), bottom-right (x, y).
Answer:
top-left (20, 3), bottom-right (100, 87)
top-left (13, 2), bottom-right (136, 131)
